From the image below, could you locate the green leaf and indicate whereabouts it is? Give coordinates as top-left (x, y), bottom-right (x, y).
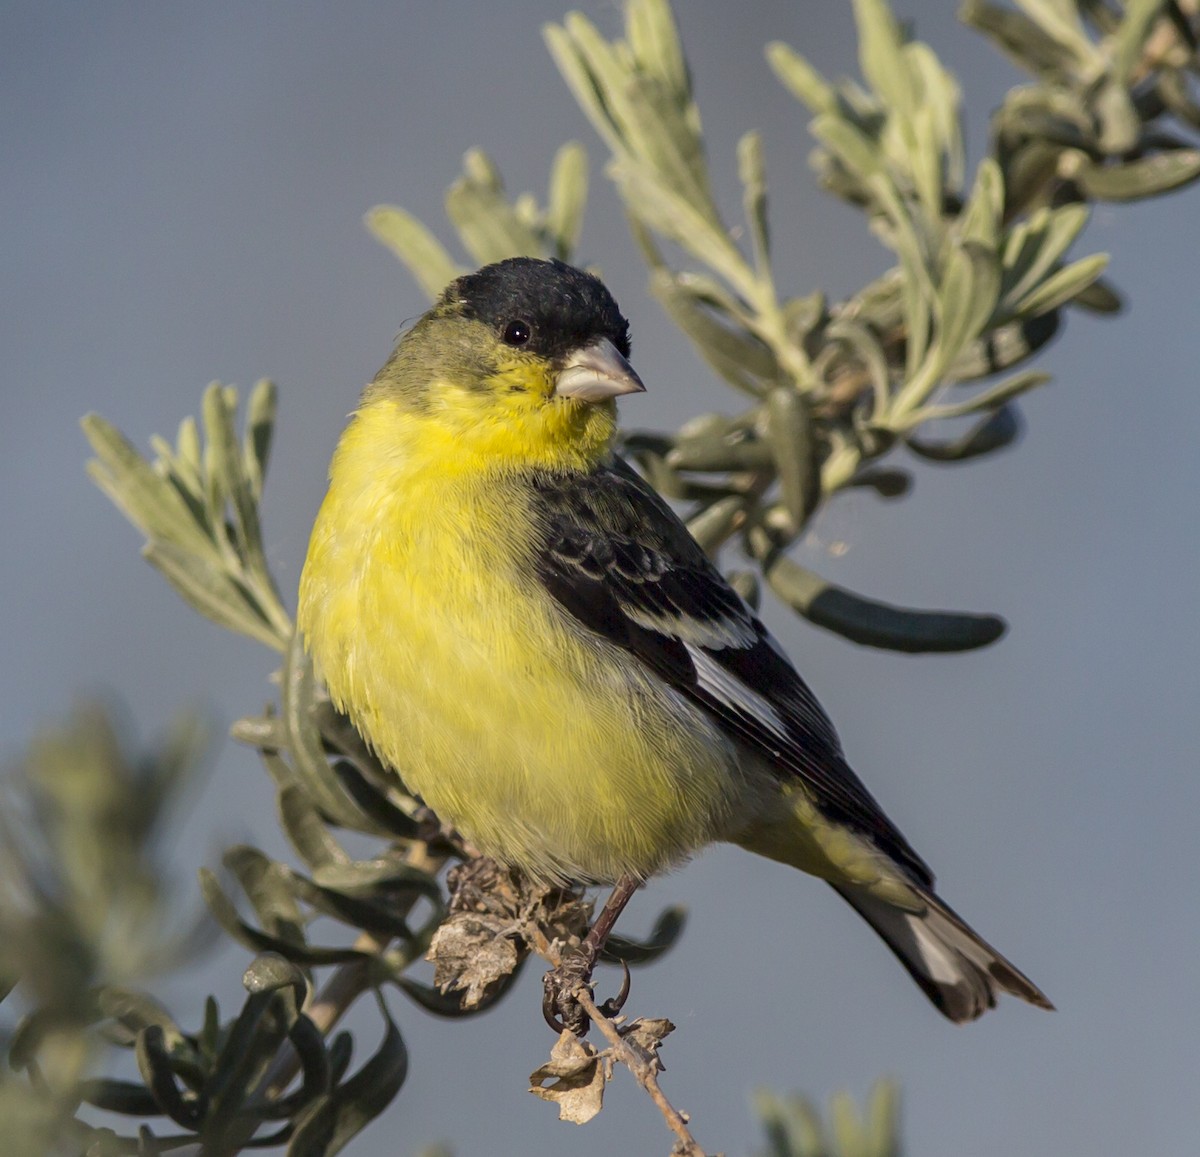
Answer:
top-left (135, 1025), bottom-right (200, 1129)
top-left (1010, 0), bottom-right (1097, 67)
top-left (1070, 149), bottom-right (1200, 201)
top-left (738, 130), bottom-right (770, 275)
top-left (198, 869), bottom-right (367, 966)
top-left (365, 207), bottom-right (461, 302)
top-left (277, 783), bottom-right (351, 871)
top-left (811, 115), bottom-right (883, 184)
top-left (279, 632), bottom-right (377, 831)
top-left (852, 0), bottom-right (915, 117)
top-left (649, 271), bottom-right (774, 394)
top-left (908, 404), bottom-right (1022, 461)
top-left (686, 496), bottom-right (748, 556)
top-left (627, 0), bottom-right (690, 100)
top-left (920, 369), bottom-right (1050, 422)
top-left (286, 1001), bottom-right (408, 1157)
top-left (958, 158), bottom-right (1005, 249)
top-left (765, 41), bottom-right (836, 113)
top-left (202, 384), bottom-right (266, 572)
top-left (143, 541), bottom-right (281, 650)
top-left (763, 556), bottom-right (1006, 652)
top-left (600, 905), bottom-right (687, 966)
top-left (224, 846), bottom-right (308, 947)
top-left (937, 240), bottom-right (1001, 368)
top-left (1112, 0), bottom-right (1167, 84)
top-left (445, 150), bottom-right (542, 265)
top-left (1001, 202), bottom-right (1090, 313)
top-left (82, 415), bottom-right (213, 559)
top-left (243, 379), bottom-right (277, 505)
top-left (765, 388), bottom-right (820, 533)
top-left (959, 0), bottom-right (1081, 76)
top-left (545, 142), bottom-right (588, 260)
top-left (242, 953), bottom-right (308, 1003)
top-left (1015, 252), bottom-right (1108, 317)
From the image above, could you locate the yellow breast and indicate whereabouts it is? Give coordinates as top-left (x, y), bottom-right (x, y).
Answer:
top-left (298, 395), bottom-right (740, 883)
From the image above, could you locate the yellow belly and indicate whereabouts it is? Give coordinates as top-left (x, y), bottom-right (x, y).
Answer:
top-left (298, 408), bottom-right (742, 883)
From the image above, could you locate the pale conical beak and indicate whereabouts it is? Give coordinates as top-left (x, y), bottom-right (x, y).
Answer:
top-left (554, 337), bottom-right (646, 403)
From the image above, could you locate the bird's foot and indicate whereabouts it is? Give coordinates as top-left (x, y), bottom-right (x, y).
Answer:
top-left (542, 955), bottom-right (631, 1036)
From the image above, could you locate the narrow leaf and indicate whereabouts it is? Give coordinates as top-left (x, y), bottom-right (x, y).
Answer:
top-left (765, 41), bottom-right (836, 113)
top-left (545, 142), bottom-right (589, 260)
top-left (365, 207), bottom-right (461, 300)
top-left (764, 556), bottom-right (1006, 652)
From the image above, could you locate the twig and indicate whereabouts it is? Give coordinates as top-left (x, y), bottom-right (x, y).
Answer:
top-left (572, 985), bottom-right (713, 1157)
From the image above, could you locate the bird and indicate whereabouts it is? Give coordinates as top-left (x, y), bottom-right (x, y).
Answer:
top-left (298, 255), bottom-right (1053, 1025)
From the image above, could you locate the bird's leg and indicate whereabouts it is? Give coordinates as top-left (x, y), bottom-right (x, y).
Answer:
top-left (542, 873), bottom-right (640, 1035)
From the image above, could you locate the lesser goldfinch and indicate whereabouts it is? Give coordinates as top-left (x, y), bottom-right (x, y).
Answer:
top-left (298, 257), bottom-right (1052, 1024)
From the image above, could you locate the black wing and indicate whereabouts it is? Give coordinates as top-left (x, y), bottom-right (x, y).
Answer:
top-left (530, 458), bottom-right (933, 886)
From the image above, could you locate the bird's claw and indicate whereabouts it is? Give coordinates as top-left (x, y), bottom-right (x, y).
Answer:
top-left (542, 956), bottom-right (631, 1035)
top-left (597, 958), bottom-right (631, 1019)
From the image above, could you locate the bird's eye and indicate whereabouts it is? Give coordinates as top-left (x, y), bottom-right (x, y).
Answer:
top-left (502, 319), bottom-right (532, 346)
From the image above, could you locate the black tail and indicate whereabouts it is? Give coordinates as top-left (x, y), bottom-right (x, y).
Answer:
top-left (833, 882), bottom-right (1054, 1023)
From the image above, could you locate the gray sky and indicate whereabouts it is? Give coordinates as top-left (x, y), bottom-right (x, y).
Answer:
top-left (4, 3), bottom-right (1199, 1155)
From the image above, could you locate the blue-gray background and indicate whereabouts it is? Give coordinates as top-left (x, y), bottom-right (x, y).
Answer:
top-left (4, 3), bottom-right (1198, 1155)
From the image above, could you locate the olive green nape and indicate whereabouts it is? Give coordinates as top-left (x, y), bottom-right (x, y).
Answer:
top-left (366, 313), bottom-right (499, 405)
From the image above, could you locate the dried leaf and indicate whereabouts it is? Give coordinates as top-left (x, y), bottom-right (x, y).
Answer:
top-left (529, 1031), bottom-right (610, 1125)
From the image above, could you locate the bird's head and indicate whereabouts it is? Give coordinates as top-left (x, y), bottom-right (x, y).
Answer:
top-left (369, 257), bottom-right (644, 472)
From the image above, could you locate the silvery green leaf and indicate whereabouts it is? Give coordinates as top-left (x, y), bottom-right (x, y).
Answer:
top-left (445, 152), bottom-right (542, 265)
top-left (286, 1003), bottom-right (407, 1157)
top-left (948, 311), bottom-right (1060, 381)
top-left (650, 272), bottom-right (775, 395)
top-left (1012, 0), bottom-right (1097, 67)
top-left (543, 18), bottom-right (625, 159)
top-left (224, 846), bottom-right (307, 946)
top-left (1072, 276), bottom-right (1122, 314)
top-left (135, 1025), bottom-right (199, 1129)
top-left (959, 0), bottom-right (1081, 76)
top-left (827, 318), bottom-right (893, 417)
top-left (1002, 203), bottom-right (1090, 311)
top-left (545, 142), bottom-right (588, 260)
top-left (627, 0), bottom-right (690, 102)
top-left (921, 369), bottom-right (1050, 422)
top-left (243, 379), bottom-right (277, 504)
top-left (906, 41), bottom-right (964, 191)
top-left (686, 496), bottom-right (748, 555)
top-left (738, 130), bottom-right (770, 274)
top-left (866, 1080), bottom-right (902, 1156)
top-left (83, 416), bottom-right (213, 558)
top-left (278, 783), bottom-right (350, 871)
top-left (1015, 252), bottom-right (1108, 317)
top-left (1093, 78), bottom-right (1141, 154)
top-left (848, 467), bottom-right (912, 497)
top-left (202, 384), bottom-right (265, 571)
top-left (242, 953), bottom-right (308, 1002)
top-left (765, 41), bottom-right (836, 113)
top-left (280, 632), bottom-right (378, 832)
top-left (1112, 0), bottom-right (1167, 83)
top-left (766, 387), bottom-right (820, 533)
top-left (959, 158), bottom-right (1004, 249)
top-left (763, 555), bottom-right (1006, 652)
top-left (143, 542), bottom-right (279, 650)
top-left (1071, 149), bottom-right (1200, 201)
top-left (811, 115), bottom-right (883, 184)
top-left (198, 870), bottom-right (367, 966)
top-left (364, 207), bottom-right (461, 301)
top-left (852, 0), bottom-right (916, 117)
top-left (617, 165), bottom-right (750, 295)
top-left (908, 403), bottom-right (1022, 461)
top-left (937, 240), bottom-right (1001, 368)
